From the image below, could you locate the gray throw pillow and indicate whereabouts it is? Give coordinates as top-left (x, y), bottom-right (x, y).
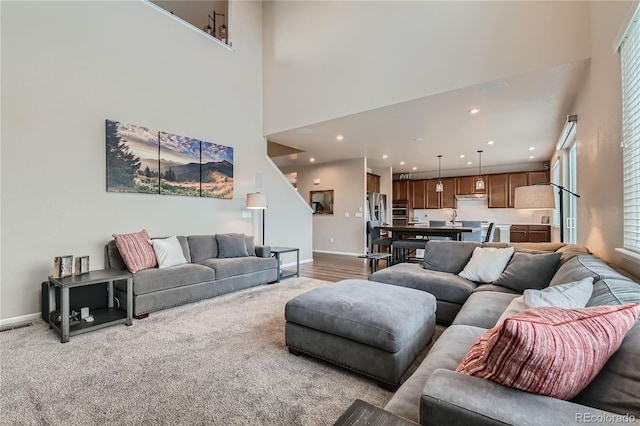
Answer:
top-left (216, 233), bottom-right (249, 258)
top-left (494, 251), bottom-right (562, 293)
top-left (245, 235), bottom-right (256, 256)
top-left (422, 241), bottom-right (482, 273)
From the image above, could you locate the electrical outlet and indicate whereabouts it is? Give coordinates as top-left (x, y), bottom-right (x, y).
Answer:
top-left (242, 211), bottom-right (251, 218)
top-left (354, 212), bottom-right (363, 218)
top-left (345, 212), bottom-right (350, 218)
top-left (330, 237), bottom-right (334, 243)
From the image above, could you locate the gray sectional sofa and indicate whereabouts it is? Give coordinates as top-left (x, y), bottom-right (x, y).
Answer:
top-left (105, 234), bottom-right (278, 316)
top-left (369, 241), bottom-right (640, 425)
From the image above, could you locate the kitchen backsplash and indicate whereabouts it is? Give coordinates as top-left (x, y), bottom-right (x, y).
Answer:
top-left (413, 199), bottom-right (550, 225)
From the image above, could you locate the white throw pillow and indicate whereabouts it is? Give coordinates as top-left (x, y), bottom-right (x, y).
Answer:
top-left (459, 247), bottom-right (514, 283)
top-left (495, 277), bottom-right (595, 326)
top-left (150, 236), bottom-right (188, 269)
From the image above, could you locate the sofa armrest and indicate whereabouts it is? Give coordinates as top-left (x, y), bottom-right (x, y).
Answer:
top-left (421, 369), bottom-right (639, 426)
top-left (255, 245), bottom-right (271, 258)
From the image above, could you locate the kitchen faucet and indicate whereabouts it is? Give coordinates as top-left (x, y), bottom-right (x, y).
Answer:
top-left (450, 209), bottom-right (457, 224)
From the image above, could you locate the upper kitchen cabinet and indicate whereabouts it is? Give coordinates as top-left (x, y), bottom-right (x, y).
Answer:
top-left (440, 178), bottom-right (457, 208)
top-left (411, 180), bottom-right (427, 209)
top-left (488, 170), bottom-right (550, 208)
top-left (393, 180), bottom-right (411, 203)
top-left (508, 172), bottom-right (528, 208)
top-left (367, 173), bottom-right (381, 193)
top-left (425, 179), bottom-right (440, 209)
top-left (456, 175), bottom-right (488, 194)
top-left (528, 171), bottom-right (549, 185)
top-left (488, 174), bottom-right (509, 208)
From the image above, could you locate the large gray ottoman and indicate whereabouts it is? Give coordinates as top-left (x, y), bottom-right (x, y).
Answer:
top-left (285, 279), bottom-right (437, 389)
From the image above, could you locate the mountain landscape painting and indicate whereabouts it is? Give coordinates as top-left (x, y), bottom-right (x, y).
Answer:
top-left (159, 131), bottom-right (202, 197)
top-left (201, 141), bottom-right (234, 199)
top-left (106, 119), bottom-right (160, 194)
top-left (106, 119), bottom-right (234, 199)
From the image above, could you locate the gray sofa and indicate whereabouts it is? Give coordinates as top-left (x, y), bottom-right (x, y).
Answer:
top-left (105, 234), bottom-right (278, 316)
top-left (369, 241), bottom-right (640, 425)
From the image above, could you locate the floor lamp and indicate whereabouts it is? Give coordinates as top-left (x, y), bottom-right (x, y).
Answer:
top-left (514, 183), bottom-right (581, 243)
top-left (246, 193), bottom-right (267, 244)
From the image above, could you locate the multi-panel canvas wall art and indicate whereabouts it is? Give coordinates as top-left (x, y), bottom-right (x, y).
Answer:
top-left (106, 119), bottom-right (233, 199)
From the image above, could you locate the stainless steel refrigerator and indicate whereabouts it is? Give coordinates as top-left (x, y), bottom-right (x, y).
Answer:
top-left (367, 192), bottom-right (387, 224)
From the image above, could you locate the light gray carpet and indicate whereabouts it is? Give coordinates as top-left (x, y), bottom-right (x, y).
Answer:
top-left (0, 277), bottom-right (443, 425)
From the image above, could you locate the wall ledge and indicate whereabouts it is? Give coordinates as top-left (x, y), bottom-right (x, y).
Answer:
top-left (615, 247), bottom-right (640, 264)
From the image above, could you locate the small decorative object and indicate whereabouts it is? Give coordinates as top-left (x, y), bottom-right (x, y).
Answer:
top-left (541, 216), bottom-right (550, 224)
top-left (53, 255), bottom-right (73, 279)
top-left (74, 256), bottom-right (90, 275)
top-left (205, 11), bottom-right (227, 44)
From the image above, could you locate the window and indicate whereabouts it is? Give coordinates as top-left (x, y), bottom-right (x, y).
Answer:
top-left (622, 5), bottom-right (640, 254)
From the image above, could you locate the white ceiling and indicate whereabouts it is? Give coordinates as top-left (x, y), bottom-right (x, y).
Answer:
top-left (267, 59), bottom-right (590, 176)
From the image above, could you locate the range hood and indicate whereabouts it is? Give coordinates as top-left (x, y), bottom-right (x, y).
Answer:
top-left (455, 194), bottom-right (488, 200)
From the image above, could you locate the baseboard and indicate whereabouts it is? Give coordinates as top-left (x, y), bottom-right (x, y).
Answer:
top-left (313, 250), bottom-right (364, 257)
top-left (0, 312), bottom-right (41, 328)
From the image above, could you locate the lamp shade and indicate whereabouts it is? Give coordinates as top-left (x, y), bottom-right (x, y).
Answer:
top-left (246, 193), bottom-right (267, 209)
top-left (514, 185), bottom-right (555, 209)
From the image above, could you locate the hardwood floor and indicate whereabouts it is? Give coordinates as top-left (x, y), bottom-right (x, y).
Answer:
top-left (298, 252), bottom-right (388, 282)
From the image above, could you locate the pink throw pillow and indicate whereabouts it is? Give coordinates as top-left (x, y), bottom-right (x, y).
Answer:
top-left (456, 303), bottom-right (640, 400)
top-left (112, 229), bottom-right (157, 273)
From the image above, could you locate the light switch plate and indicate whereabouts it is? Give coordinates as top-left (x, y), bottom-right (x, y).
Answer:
top-left (355, 212), bottom-right (363, 218)
top-left (242, 211), bottom-right (251, 218)
top-left (344, 212), bottom-right (350, 218)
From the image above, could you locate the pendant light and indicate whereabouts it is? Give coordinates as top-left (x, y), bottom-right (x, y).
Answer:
top-left (436, 155), bottom-right (444, 192)
top-left (476, 150), bottom-right (486, 190)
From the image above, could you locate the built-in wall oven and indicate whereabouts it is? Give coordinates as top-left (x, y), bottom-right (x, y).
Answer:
top-left (392, 203), bottom-right (408, 226)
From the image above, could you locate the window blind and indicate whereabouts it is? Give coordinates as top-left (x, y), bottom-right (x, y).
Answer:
top-left (622, 5), bottom-right (640, 253)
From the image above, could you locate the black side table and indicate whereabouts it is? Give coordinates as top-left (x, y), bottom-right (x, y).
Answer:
top-left (270, 247), bottom-right (300, 282)
top-left (48, 269), bottom-right (133, 343)
top-left (334, 399), bottom-right (418, 425)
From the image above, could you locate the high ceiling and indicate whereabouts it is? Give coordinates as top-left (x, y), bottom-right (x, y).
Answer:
top-left (267, 59), bottom-right (589, 177)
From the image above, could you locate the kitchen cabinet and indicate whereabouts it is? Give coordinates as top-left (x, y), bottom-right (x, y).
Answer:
top-left (393, 180), bottom-right (411, 203)
top-left (441, 178), bottom-right (456, 208)
top-left (509, 225), bottom-right (529, 242)
top-left (456, 175), bottom-right (488, 194)
top-left (411, 180), bottom-right (427, 209)
top-left (528, 225), bottom-right (551, 242)
top-left (509, 225), bottom-right (551, 242)
top-left (367, 173), bottom-right (381, 193)
top-left (508, 172), bottom-right (528, 208)
top-left (418, 178), bottom-right (455, 209)
top-left (528, 171), bottom-right (549, 185)
top-left (488, 174), bottom-right (509, 208)
top-left (425, 179), bottom-right (440, 209)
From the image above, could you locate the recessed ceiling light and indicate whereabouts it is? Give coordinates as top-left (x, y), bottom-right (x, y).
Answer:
top-left (469, 108), bottom-right (480, 115)
top-left (382, 154), bottom-right (388, 159)
top-left (309, 157), bottom-right (315, 162)
top-left (459, 154), bottom-right (465, 158)
top-left (413, 137), bottom-right (423, 142)
top-left (412, 166), bottom-right (417, 171)
top-left (467, 161), bottom-right (473, 165)
top-left (529, 147), bottom-right (535, 151)
top-left (487, 140), bottom-right (495, 145)
top-left (297, 128), bottom-right (312, 134)
top-left (400, 161), bottom-right (406, 165)
top-left (336, 134), bottom-right (344, 141)
top-left (528, 156), bottom-right (535, 159)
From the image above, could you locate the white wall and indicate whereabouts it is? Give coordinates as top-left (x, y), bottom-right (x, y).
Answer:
top-left (262, 1), bottom-right (591, 135)
top-left (0, 1), bottom-right (312, 321)
top-left (284, 159), bottom-right (366, 255)
top-left (570, 1), bottom-right (636, 275)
